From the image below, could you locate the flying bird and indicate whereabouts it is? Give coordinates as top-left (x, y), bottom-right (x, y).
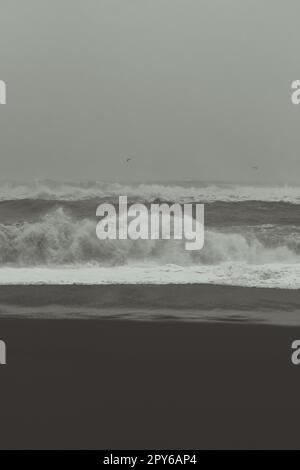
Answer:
top-left (125, 157), bottom-right (132, 163)
top-left (251, 166), bottom-right (259, 170)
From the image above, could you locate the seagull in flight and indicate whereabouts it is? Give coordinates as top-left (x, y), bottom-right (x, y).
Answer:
top-left (125, 157), bottom-right (132, 163)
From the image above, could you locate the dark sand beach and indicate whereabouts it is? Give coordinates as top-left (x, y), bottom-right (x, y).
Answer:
top-left (0, 285), bottom-right (300, 449)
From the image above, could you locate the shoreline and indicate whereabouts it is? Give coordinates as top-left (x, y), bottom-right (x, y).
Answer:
top-left (0, 284), bottom-right (299, 325)
top-left (0, 283), bottom-right (300, 308)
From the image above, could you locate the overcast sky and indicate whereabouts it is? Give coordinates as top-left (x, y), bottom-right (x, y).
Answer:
top-left (0, 0), bottom-right (299, 184)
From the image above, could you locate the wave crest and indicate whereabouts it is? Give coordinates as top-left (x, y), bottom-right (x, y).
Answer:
top-left (0, 181), bottom-right (300, 203)
top-left (0, 208), bottom-right (298, 267)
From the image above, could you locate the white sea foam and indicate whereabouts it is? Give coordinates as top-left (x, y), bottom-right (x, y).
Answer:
top-left (0, 181), bottom-right (300, 203)
top-left (0, 263), bottom-right (299, 288)
top-left (0, 208), bottom-right (299, 266)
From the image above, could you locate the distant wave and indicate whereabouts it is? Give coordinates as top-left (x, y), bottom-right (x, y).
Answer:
top-left (0, 207), bottom-right (299, 267)
top-left (0, 180), bottom-right (300, 203)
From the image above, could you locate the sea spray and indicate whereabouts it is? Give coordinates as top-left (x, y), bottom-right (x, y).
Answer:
top-left (0, 207), bottom-right (298, 266)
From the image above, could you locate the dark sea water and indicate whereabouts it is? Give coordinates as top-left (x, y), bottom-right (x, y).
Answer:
top-left (0, 180), bottom-right (299, 288)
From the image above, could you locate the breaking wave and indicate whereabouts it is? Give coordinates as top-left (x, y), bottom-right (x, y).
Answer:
top-left (0, 207), bottom-right (299, 267)
top-left (0, 180), bottom-right (300, 203)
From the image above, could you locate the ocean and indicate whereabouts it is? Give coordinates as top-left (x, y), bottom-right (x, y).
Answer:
top-left (0, 180), bottom-right (299, 289)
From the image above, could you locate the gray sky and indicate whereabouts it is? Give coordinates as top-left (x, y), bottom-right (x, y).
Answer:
top-left (0, 0), bottom-right (299, 183)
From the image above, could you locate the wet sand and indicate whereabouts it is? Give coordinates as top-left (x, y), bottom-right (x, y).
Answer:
top-left (0, 283), bottom-right (299, 311)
